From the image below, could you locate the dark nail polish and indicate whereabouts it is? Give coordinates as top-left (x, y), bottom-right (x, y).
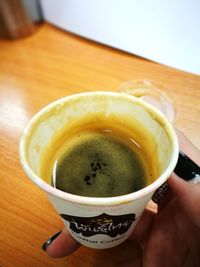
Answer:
top-left (152, 152), bottom-right (200, 204)
top-left (42, 230), bottom-right (62, 251)
top-left (174, 151), bottom-right (200, 182)
top-left (152, 182), bottom-right (170, 204)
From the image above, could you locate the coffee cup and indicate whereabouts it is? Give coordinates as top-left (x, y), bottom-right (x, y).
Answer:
top-left (19, 91), bottom-right (178, 249)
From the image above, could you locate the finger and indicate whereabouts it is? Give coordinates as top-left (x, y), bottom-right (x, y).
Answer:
top-left (168, 174), bottom-right (200, 227)
top-left (157, 129), bottom-right (200, 211)
top-left (157, 188), bottom-right (175, 212)
top-left (152, 182), bottom-right (175, 209)
top-left (119, 257), bottom-right (142, 267)
top-left (143, 200), bottom-right (190, 267)
top-left (43, 228), bottom-right (80, 258)
top-left (129, 208), bottom-right (156, 245)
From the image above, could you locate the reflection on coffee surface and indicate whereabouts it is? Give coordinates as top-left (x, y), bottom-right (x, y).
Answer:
top-left (40, 122), bottom-right (157, 197)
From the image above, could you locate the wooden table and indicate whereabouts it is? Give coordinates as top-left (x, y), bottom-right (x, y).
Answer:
top-left (0, 23), bottom-right (199, 267)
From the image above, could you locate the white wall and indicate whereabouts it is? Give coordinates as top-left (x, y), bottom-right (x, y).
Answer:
top-left (40, 0), bottom-right (200, 75)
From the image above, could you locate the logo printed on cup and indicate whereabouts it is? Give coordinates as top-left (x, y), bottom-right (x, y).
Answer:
top-left (60, 213), bottom-right (136, 237)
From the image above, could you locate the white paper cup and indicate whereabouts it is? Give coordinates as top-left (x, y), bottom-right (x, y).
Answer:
top-left (19, 91), bottom-right (179, 249)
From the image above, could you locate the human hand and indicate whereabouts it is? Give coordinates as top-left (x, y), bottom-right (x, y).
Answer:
top-left (42, 130), bottom-right (200, 267)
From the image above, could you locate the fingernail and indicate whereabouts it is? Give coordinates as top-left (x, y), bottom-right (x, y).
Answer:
top-left (152, 182), bottom-right (170, 204)
top-left (174, 151), bottom-right (200, 183)
top-left (42, 230), bottom-right (62, 251)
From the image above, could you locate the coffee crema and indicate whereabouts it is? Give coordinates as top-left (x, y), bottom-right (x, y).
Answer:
top-left (40, 122), bottom-right (158, 197)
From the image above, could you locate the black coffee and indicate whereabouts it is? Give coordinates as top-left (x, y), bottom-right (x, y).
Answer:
top-left (48, 128), bottom-right (152, 197)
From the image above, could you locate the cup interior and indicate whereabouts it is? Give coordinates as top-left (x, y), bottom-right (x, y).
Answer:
top-left (20, 92), bottom-right (178, 204)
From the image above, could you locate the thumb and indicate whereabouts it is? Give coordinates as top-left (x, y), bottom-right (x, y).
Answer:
top-left (168, 174), bottom-right (200, 227)
top-left (42, 228), bottom-right (80, 258)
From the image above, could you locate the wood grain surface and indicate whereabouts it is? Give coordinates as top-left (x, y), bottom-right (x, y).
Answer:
top-left (0, 23), bottom-right (199, 267)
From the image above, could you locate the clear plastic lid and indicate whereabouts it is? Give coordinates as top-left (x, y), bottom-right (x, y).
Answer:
top-left (118, 80), bottom-right (176, 123)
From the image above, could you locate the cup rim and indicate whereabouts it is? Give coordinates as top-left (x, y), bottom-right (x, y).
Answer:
top-left (19, 91), bottom-right (179, 206)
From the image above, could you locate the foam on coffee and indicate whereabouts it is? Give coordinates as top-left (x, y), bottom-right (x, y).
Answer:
top-left (40, 119), bottom-right (158, 197)
top-left (49, 127), bottom-right (153, 197)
